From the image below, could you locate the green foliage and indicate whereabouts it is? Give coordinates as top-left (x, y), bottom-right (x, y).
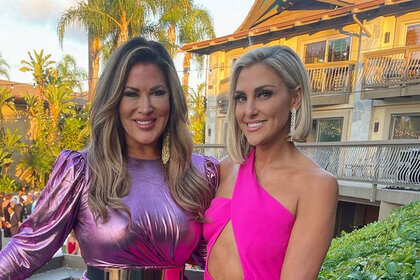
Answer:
top-left (319, 201), bottom-right (420, 280)
top-left (0, 176), bottom-right (19, 193)
top-left (0, 128), bottom-right (25, 177)
top-left (188, 83), bottom-right (206, 144)
top-left (59, 115), bottom-right (89, 151)
top-left (16, 143), bottom-right (56, 190)
top-left (8, 51), bottom-right (89, 190)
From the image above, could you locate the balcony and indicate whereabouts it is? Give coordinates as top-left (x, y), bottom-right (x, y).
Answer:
top-left (195, 140), bottom-right (420, 204)
top-left (306, 61), bottom-right (355, 106)
top-left (361, 45), bottom-right (420, 99)
top-left (215, 61), bottom-right (355, 110)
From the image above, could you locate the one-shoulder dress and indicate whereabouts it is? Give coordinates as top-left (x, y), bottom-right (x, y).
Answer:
top-left (204, 149), bottom-right (295, 279)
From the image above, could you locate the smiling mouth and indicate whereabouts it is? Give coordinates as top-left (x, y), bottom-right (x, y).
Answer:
top-left (135, 120), bottom-right (154, 125)
top-left (247, 122), bottom-right (263, 128)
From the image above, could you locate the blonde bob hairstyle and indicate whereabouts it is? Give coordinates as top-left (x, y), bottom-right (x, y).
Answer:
top-left (227, 45), bottom-right (312, 163)
top-left (87, 37), bottom-right (212, 224)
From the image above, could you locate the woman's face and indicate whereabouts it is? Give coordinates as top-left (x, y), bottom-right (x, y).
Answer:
top-left (119, 63), bottom-right (170, 158)
top-left (234, 63), bottom-right (296, 147)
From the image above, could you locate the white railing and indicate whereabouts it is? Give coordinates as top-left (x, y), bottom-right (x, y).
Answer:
top-left (306, 62), bottom-right (355, 95)
top-left (362, 45), bottom-right (420, 89)
top-left (195, 140), bottom-right (420, 189)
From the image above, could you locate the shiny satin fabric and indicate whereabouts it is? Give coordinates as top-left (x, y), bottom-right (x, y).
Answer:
top-left (0, 150), bottom-right (219, 280)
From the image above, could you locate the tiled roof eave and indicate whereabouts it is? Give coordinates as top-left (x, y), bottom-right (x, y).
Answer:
top-left (180, 0), bottom-right (397, 54)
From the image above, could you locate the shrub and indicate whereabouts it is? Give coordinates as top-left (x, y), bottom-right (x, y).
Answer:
top-left (319, 201), bottom-right (420, 280)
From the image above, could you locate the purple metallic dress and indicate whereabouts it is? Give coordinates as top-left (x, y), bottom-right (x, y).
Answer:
top-left (0, 150), bottom-right (219, 280)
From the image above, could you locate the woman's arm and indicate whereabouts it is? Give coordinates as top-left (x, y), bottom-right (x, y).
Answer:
top-left (280, 172), bottom-right (338, 280)
top-left (0, 150), bottom-right (87, 279)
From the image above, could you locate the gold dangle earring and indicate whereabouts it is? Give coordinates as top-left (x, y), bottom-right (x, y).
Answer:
top-left (288, 108), bottom-right (296, 142)
top-left (162, 133), bottom-right (170, 165)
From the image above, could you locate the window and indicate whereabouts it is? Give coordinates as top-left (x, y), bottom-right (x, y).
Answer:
top-left (304, 37), bottom-right (350, 64)
top-left (406, 24), bottom-right (420, 46)
top-left (390, 113), bottom-right (420, 139)
top-left (310, 118), bottom-right (343, 142)
top-left (305, 41), bottom-right (326, 64)
top-left (328, 37), bottom-right (350, 62)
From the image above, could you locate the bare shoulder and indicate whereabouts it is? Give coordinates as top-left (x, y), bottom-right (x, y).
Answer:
top-left (298, 165), bottom-right (338, 203)
top-left (220, 155), bottom-right (235, 171)
top-left (217, 156), bottom-right (240, 198)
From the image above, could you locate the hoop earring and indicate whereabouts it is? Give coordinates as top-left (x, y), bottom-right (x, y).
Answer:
top-left (288, 108), bottom-right (296, 142)
top-left (162, 133), bottom-right (170, 165)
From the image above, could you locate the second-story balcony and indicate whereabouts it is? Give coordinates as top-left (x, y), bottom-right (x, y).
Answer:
top-left (361, 44), bottom-right (420, 99)
top-left (306, 61), bottom-right (356, 106)
top-left (215, 61), bottom-right (356, 112)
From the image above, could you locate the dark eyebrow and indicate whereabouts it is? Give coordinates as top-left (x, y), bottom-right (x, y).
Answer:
top-left (123, 85), bottom-right (167, 92)
top-left (254, 84), bottom-right (275, 93)
top-left (124, 86), bottom-right (139, 92)
top-left (150, 85), bottom-right (167, 91)
top-left (235, 84), bottom-right (275, 95)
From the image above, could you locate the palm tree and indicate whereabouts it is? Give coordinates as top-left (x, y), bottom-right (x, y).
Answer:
top-left (58, 0), bottom-right (158, 100)
top-left (45, 84), bottom-right (76, 128)
top-left (56, 54), bottom-right (88, 93)
top-left (157, 1), bottom-right (215, 97)
top-left (20, 49), bottom-right (55, 100)
top-left (0, 52), bottom-right (10, 80)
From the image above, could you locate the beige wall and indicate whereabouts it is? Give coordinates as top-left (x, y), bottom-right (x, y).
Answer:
top-left (205, 10), bottom-right (420, 144)
top-left (370, 102), bottom-right (420, 140)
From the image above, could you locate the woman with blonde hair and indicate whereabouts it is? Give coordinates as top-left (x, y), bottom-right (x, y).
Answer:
top-left (0, 37), bottom-right (218, 280)
top-left (204, 45), bottom-right (337, 279)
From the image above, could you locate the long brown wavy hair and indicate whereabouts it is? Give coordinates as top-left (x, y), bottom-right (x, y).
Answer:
top-left (87, 37), bottom-right (214, 224)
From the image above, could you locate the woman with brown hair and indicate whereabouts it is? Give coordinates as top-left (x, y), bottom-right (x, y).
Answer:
top-left (0, 37), bottom-right (218, 280)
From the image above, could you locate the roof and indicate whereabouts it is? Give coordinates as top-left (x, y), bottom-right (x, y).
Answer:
top-left (180, 0), bottom-right (417, 54)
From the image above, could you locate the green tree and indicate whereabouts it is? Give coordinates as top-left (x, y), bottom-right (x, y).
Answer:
top-left (15, 143), bottom-right (55, 190)
top-left (0, 52), bottom-right (10, 80)
top-left (0, 128), bottom-right (25, 178)
top-left (20, 49), bottom-right (56, 100)
top-left (56, 54), bottom-right (88, 93)
top-left (188, 83), bottom-right (206, 144)
top-left (157, 0), bottom-right (215, 96)
top-left (58, 0), bottom-right (159, 99)
top-left (59, 109), bottom-right (89, 151)
top-left (45, 84), bottom-right (76, 129)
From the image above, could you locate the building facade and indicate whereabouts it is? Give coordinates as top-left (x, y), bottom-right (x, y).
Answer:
top-left (181, 0), bottom-right (420, 145)
top-left (182, 0), bottom-right (420, 232)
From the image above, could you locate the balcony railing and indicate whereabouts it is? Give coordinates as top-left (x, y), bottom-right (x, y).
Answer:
top-left (305, 61), bottom-right (355, 95)
top-left (194, 140), bottom-right (420, 190)
top-left (361, 45), bottom-right (420, 89)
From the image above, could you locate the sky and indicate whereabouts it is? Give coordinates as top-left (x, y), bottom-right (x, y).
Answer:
top-left (0, 0), bottom-right (254, 90)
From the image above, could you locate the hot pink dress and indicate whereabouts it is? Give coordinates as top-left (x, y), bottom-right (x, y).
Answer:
top-left (203, 149), bottom-right (295, 279)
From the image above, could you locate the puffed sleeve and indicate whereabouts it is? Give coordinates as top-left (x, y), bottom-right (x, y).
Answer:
top-left (190, 155), bottom-right (220, 268)
top-left (0, 150), bottom-right (87, 280)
